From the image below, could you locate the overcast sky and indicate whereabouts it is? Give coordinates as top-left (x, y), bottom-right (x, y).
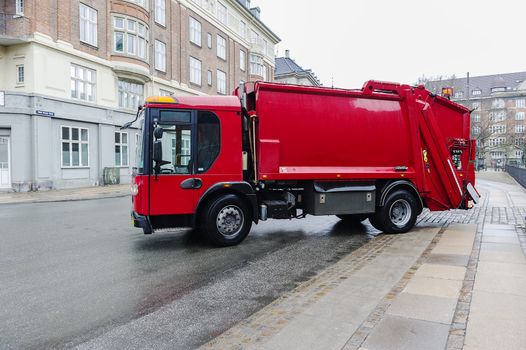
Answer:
top-left (252, 0), bottom-right (526, 88)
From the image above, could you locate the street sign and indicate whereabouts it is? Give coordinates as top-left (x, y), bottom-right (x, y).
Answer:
top-left (35, 110), bottom-right (55, 117)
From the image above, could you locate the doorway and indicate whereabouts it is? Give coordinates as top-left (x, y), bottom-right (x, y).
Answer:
top-left (0, 136), bottom-right (11, 189)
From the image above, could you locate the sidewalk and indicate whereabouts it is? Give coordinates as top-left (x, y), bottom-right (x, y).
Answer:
top-left (0, 184), bottom-right (130, 205)
top-left (202, 172), bottom-right (526, 350)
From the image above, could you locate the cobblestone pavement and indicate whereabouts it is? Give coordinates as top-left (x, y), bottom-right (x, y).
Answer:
top-left (201, 171), bottom-right (526, 350)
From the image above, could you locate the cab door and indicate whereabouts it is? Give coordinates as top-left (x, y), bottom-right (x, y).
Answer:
top-left (149, 109), bottom-right (197, 216)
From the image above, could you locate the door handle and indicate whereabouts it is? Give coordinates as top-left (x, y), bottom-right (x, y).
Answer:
top-left (180, 178), bottom-right (202, 189)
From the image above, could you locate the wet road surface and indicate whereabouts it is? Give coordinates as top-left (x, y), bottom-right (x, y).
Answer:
top-left (0, 197), bottom-right (378, 349)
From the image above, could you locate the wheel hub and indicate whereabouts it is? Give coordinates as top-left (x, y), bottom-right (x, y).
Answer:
top-left (216, 205), bottom-right (244, 237)
top-left (389, 199), bottom-right (411, 227)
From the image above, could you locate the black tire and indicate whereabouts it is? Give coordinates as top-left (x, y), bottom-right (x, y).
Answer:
top-left (370, 190), bottom-right (418, 234)
top-left (336, 214), bottom-right (368, 223)
top-left (201, 194), bottom-right (252, 246)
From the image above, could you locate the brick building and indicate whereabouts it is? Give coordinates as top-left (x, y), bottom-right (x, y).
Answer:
top-left (0, 0), bottom-right (279, 191)
top-left (426, 72), bottom-right (526, 169)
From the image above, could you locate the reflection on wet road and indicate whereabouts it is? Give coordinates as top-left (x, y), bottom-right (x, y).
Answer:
top-left (0, 197), bottom-right (378, 349)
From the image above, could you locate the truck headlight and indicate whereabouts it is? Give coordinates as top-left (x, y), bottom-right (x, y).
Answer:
top-left (130, 184), bottom-right (139, 196)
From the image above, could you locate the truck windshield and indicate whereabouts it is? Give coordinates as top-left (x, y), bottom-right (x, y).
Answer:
top-left (135, 111), bottom-right (145, 174)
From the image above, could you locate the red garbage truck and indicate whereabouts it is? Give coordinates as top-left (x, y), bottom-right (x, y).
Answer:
top-left (128, 81), bottom-right (479, 246)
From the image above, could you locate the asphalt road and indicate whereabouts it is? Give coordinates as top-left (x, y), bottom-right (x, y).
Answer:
top-left (0, 197), bottom-right (378, 349)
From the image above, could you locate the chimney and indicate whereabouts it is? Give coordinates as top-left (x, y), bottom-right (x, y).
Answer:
top-left (250, 7), bottom-right (261, 19)
top-left (285, 49), bottom-right (290, 58)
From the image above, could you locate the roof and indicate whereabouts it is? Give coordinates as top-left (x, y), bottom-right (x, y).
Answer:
top-left (274, 57), bottom-right (321, 86)
top-left (146, 96), bottom-right (241, 111)
top-left (425, 71), bottom-right (526, 98)
top-left (234, 0), bottom-right (280, 43)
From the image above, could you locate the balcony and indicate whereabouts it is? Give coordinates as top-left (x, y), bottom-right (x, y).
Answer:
top-left (0, 13), bottom-right (32, 45)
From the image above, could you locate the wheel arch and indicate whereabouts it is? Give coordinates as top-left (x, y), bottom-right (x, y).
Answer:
top-left (193, 182), bottom-right (258, 227)
top-left (378, 180), bottom-right (423, 214)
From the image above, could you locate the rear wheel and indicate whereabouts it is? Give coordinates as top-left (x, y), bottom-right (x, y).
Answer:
top-left (336, 214), bottom-right (369, 223)
top-left (370, 190), bottom-right (418, 234)
top-left (201, 194), bottom-right (252, 246)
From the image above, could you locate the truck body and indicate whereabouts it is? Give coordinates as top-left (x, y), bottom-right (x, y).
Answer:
top-left (130, 81), bottom-right (479, 246)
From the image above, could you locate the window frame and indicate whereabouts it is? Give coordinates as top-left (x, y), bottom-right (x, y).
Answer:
top-left (113, 16), bottom-right (149, 60)
top-left (114, 131), bottom-right (129, 167)
top-left (154, 0), bottom-right (166, 26)
top-left (189, 17), bottom-right (202, 47)
top-left (16, 64), bottom-right (24, 85)
top-left (79, 3), bottom-right (98, 47)
top-left (189, 56), bottom-right (202, 86)
top-left (15, 0), bottom-right (24, 15)
top-left (70, 63), bottom-right (97, 102)
top-left (154, 40), bottom-right (167, 72)
top-left (207, 70), bottom-right (212, 86)
top-left (217, 69), bottom-right (226, 94)
top-left (118, 79), bottom-right (144, 110)
top-left (217, 2), bottom-right (227, 24)
top-left (240, 49), bottom-right (246, 71)
top-left (61, 126), bottom-right (90, 168)
top-left (216, 35), bottom-right (226, 60)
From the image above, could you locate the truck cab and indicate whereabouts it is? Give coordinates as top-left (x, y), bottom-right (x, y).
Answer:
top-left (131, 95), bottom-right (256, 245)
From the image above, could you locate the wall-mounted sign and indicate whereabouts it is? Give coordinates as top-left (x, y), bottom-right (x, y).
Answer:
top-left (35, 110), bottom-right (55, 117)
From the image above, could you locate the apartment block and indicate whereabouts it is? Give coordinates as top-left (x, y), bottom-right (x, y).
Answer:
top-left (0, 0), bottom-right (280, 191)
top-left (426, 72), bottom-right (526, 169)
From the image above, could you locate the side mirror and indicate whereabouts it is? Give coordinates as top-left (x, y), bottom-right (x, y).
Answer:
top-left (153, 140), bottom-right (163, 163)
top-left (154, 126), bottom-right (164, 139)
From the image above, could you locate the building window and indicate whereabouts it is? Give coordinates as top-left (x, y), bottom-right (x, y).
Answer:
top-left (454, 91), bottom-right (464, 99)
top-left (472, 89), bottom-right (482, 96)
top-left (250, 53), bottom-right (264, 77)
top-left (189, 17), bottom-right (202, 46)
top-left (154, 40), bottom-right (166, 72)
top-left (155, 0), bottom-right (165, 26)
top-left (207, 33), bottom-right (212, 48)
top-left (207, 70), bottom-right (212, 86)
top-left (189, 57), bottom-right (202, 85)
top-left (61, 126), bottom-right (89, 167)
top-left (238, 20), bottom-right (246, 38)
top-left (159, 89), bottom-right (172, 96)
top-left (489, 124), bottom-right (506, 134)
top-left (472, 126), bottom-right (480, 135)
top-left (516, 125), bottom-right (525, 134)
top-left (217, 70), bottom-right (226, 94)
top-left (15, 0), bottom-right (24, 15)
top-left (516, 138), bottom-right (525, 147)
top-left (70, 64), bottom-right (96, 102)
top-left (217, 35), bottom-right (226, 60)
top-left (118, 79), bottom-right (144, 110)
top-left (113, 16), bottom-right (148, 60)
top-left (240, 50), bottom-right (245, 71)
top-left (516, 112), bottom-right (525, 121)
top-left (217, 2), bottom-right (227, 24)
top-left (16, 65), bottom-right (24, 84)
top-left (115, 132), bottom-right (129, 166)
top-left (124, 0), bottom-right (147, 9)
top-left (472, 101), bottom-right (481, 109)
top-left (80, 3), bottom-right (97, 47)
top-left (516, 99), bottom-right (525, 108)
top-left (472, 114), bottom-right (480, 123)
top-left (492, 99), bottom-right (505, 109)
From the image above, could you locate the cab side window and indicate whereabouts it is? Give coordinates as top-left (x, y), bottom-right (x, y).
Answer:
top-left (197, 111), bottom-right (220, 173)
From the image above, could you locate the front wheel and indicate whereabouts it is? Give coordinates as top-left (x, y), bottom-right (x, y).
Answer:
top-left (201, 194), bottom-right (252, 246)
top-left (369, 190), bottom-right (418, 234)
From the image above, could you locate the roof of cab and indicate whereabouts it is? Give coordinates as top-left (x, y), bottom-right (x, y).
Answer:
top-left (144, 95), bottom-right (240, 111)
